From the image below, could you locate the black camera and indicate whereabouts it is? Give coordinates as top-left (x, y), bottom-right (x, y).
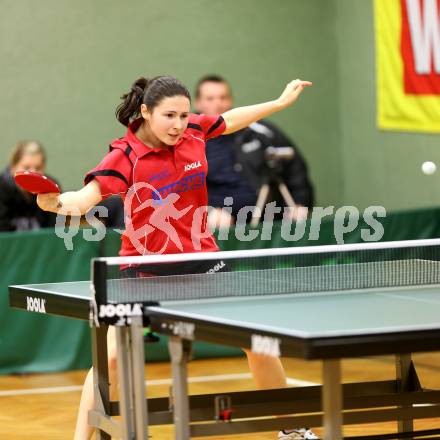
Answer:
top-left (264, 146), bottom-right (295, 169)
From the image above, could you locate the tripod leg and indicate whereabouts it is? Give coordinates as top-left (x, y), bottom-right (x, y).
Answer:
top-left (278, 182), bottom-right (297, 209)
top-left (278, 181), bottom-right (311, 221)
top-left (251, 183), bottom-right (270, 227)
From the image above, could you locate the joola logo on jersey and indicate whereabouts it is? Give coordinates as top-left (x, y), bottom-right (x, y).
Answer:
top-left (184, 161), bottom-right (201, 172)
top-left (27, 296), bottom-right (46, 313)
top-left (98, 303), bottom-right (143, 319)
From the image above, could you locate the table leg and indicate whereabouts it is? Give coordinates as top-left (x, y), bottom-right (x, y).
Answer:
top-left (130, 315), bottom-right (149, 440)
top-left (169, 336), bottom-right (192, 440)
top-left (396, 353), bottom-right (414, 438)
top-left (322, 359), bottom-right (343, 440)
top-left (91, 324), bottom-right (111, 440)
top-left (116, 325), bottom-right (136, 440)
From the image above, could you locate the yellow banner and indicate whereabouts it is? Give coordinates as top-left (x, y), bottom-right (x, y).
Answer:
top-left (375, 0), bottom-right (440, 133)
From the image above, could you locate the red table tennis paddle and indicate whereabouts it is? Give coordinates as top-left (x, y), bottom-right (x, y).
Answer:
top-left (14, 171), bottom-right (60, 194)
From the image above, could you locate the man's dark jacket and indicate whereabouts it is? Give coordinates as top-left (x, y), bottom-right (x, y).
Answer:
top-left (206, 119), bottom-right (314, 215)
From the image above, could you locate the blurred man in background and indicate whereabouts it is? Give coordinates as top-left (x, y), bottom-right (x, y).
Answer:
top-left (195, 75), bottom-right (314, 228)
top-left (0, 141), bottom-right (58, 231)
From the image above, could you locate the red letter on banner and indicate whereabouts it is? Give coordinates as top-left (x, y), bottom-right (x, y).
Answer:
top-left (401, 0), bottom-right (440, 94)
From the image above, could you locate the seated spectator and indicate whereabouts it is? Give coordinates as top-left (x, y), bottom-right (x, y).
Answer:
top-left (0, 141), bottom-right (58, 231)
top-left (195, 75), bottom-right (314, 228)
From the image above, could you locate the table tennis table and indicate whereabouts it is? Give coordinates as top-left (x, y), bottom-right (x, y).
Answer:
top-left (9, 239), bottom-right (440, 440)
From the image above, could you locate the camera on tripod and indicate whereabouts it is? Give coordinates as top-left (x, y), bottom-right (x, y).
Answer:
top-left (251, 146), bottom-right (297, 227)
top-left (264, 146), bottom-right (295, 169)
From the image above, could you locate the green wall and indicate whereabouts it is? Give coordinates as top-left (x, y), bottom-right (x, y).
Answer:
top-left (336, 0), bottom-right (440, 210)
top-left (3, 0), bottom-right (437, 211)
top-left (0, 0), bottom-right (341, 206)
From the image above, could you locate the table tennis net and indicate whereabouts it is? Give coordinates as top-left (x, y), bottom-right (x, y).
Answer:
top-left (96, 240), bottom-right (440, 304)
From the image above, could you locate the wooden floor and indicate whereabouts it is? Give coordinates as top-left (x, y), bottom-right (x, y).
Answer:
top-left (0, 353), bottom-right (439, 439)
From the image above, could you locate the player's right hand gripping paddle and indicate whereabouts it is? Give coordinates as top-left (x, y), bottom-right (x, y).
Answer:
top-left (14, 171), bottom-right (60, 194)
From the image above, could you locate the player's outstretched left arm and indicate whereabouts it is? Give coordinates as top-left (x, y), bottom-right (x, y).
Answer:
top-left (222, 79), bottom-right (312, 135)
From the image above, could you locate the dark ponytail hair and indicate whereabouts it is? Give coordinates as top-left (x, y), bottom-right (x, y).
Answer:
top-left (116, 75), bottom-right (191, 127)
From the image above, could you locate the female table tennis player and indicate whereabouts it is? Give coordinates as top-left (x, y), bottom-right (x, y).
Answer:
top-left (37, 76), bottom-right (316, 440)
